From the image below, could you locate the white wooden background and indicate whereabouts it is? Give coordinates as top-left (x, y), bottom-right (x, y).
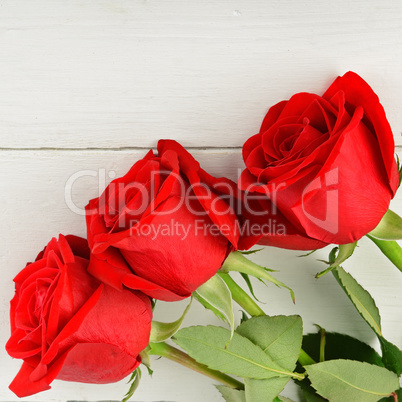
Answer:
top-left (1, 1), bottom-right (402, 401)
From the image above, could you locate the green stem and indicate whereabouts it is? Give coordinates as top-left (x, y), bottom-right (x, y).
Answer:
top-left (298, 349), bottom-right (316, 366)
top-left (319, 327), bottom-right (326, 363)
top-left (219, 272), bottom-right (316, 366)
top-left (367, 234), bottom-right (402, 273)
top-left (149, 341), bottom-right (244, 390)
top-left (219, 272), bottom-right (265, 317)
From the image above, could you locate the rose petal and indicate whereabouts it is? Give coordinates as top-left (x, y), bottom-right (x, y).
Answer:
top-left (292, 116), bottom-right (394, 244)
top-left (87, 247), bottom-right (133, 291)
top-left (323, 71), bottom-right (398, 194)
top-left (9, 361), bottom-right (51, 397)
top-left (116, 197), bottom-right (229, 298)
top-left (259, 100), bottom-right (288, 132)
top-left (243, 133), bottom-right (263, 165)
top-left (237, 195), bottom-right (327, 251)
top-left (56, 343), bottom-right (140, 384)
top-left (49, 285), bottom-right (151, 361)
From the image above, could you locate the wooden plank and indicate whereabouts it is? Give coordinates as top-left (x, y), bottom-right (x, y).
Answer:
top-left (1, 1), bottom-right (402, 148)
top-left (0, 150), bottom-right (244, 401)
top-left (0, 149), bottom-right (401, 401)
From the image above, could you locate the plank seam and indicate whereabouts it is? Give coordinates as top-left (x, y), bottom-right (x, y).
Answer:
top-left (0, 146), bottom-right (401, 151)
top-left (0, 146), bottom-right (243, 152)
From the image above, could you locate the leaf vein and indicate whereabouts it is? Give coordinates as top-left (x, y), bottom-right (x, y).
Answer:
top-left (263, 321), bottom-right (298, 353)
top-left (177, 334), bottom-right (295, 378)
top-left (316, 369), bottom-right (391, 396)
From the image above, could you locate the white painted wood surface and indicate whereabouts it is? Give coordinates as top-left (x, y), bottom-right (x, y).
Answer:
top-left (1, 2), bottom-right (401, 401)
top-left (2, 1), bottom-right (402, 149)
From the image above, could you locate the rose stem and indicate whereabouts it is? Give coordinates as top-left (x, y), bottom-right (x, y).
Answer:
top-left (219, 272), bottom-right (316, 367)
top-left (218, 272), bottom-right (265, 316)
top-left (367, 235), bottom-right (402, 273)
top-left (148, 341), bottom-right (244, 390)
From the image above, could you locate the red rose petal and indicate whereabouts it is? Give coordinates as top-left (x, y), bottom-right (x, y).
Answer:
top-left (243, 133), bottom-right (263, 165)
top-left (9, 361), bottom-right (51, 397)
top-left (323, 71), bottom-right (398, 195)
top-left (259, 100), bottom-right (288, 132)
top-left (57, 343), bottom-right (140, 384)
top-left (116, 197), bottom-right (228, 298)
top-left (293, 116), bottom-right (393, 244)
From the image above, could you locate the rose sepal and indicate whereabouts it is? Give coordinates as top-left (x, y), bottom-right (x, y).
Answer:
top-left (194, 274), bottom-right (235, 341)
top-left (139, 349), bottom-right (152, 374)
top-left (368, 209), bottom-right (402, 240)
top-left (367, 235), bottom-right (402, 273)
top-left (220, 251), bottom-right (295, 303)
top-left (149, 299), bottom-right (192, 343)
top-left (315, 242), bottom-right (357, 278)
top-left (121, 367), bottom-right (142, 402)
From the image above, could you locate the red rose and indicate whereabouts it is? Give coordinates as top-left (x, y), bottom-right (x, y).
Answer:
top-left (85, 140), bottom-right (239, 301)
top-left (239, 72), bottom-right (399, 249)
top-left (6, 235), bottom-right (152, 397)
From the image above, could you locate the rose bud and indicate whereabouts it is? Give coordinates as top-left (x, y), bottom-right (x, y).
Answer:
top-left (239, 71), bottom-right (399, 249)
top-left (85, 140), bottom-right (240, 301)
top-left (6, 235), bottom-right (152, 397)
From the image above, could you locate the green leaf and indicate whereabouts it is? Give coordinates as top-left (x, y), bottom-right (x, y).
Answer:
top-left (302, 390), bottom-right (326, 402)
top-left (149, 298), bottom-right (192, 343)
top-left (195, 274), bottom-right (235, 340)
top-left (216, 385), bottom-right (246, 402)
top-left (332, 267), bottom-right (382, 336)
top-left (300, 332), bottom-right (384, 367)
top-left (306, 360), bottom-right (399, 402)
top-left (316, 242), bottom-right (357, 278)
top-left (332, 267), bottom-right (402, 376)
top-left (238, 316), bottom-right (303, 401)
top-left (173, 325), bottom-right (301, 380)
top-left (237, 315), bottom-right (303, 372)
top-left (296, 331), bottom-right (384, 400)
top-left (240, 311), bottom-right (249, 324)
top-left (121, 367), bottom-right (142, 402)
top-left (221, 251), bottom-right (295, 303)
top-left (378, 335), bottom-right (402, 376)
top-left (369, 209), bottom-right (402, 240)
top-left (245, 377), bottom-right (289, 401)
top-left (379, 387), bottom-right (402, 402)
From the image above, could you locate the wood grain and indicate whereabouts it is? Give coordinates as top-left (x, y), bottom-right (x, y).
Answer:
top-left (1, 1), bottom-right (402, 148)
top-left (1, 2), bottom-right (402, 401)
top-left (0, 149), bottom-right (401, 401)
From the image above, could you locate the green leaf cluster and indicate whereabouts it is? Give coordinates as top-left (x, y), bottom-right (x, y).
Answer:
top-left (174, 315), bottom-right (303, 401)
top-left (123, 250), bottom-right (401, 402)
top-left (333, 266), bottom-right (402, 376)
top-left (297, 263), bottom-right (401, 402)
